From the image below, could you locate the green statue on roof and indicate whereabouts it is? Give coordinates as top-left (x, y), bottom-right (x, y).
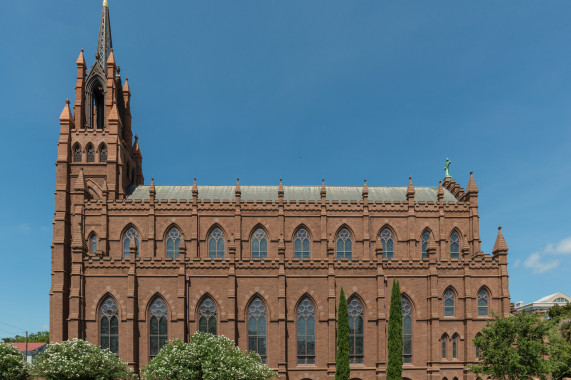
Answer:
top-left (444, 158), bottom-right (452, 178)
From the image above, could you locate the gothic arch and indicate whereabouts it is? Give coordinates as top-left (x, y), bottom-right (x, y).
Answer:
top-left (86, 179), bottom-right (103, 201)
top-left (163, 223), bottom-right (183, 258)
top-left (72, 143), bottom-right (82, 162)
top-left (189, 288), bottom-right (225, 323)
top-left (291, 223), bottom-right (312, 241)
top-left (449, 228), bottom-right (462, 258)
top-left (96, 292), bottom-right (121, 321)
top-left (288, 288), bottom-right (325, 320)
top-left (89, 287), bottom-right (126, 321)
top-left (249, 224), bottom-right (269, 259)
top-left (335, 223), bottom-right (355, 239)
top-left (162, 222), bottom-right (183, 241)
top-left (346, 292), bottom-right (367, 315)
top-left (205, 223), bottom-right (226, 259)
top-left (241, 289), bottom-right (275, 320)
top-left (97, 142), bottom-right (108, 162)
top-left (377, 223), bottom-right (398, 242)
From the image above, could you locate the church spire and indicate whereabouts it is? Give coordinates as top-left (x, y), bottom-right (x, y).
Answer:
top-left (97, 0), bottom-right (113, 72)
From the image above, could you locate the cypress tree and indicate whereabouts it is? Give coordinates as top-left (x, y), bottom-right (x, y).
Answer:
top-left (335, 287), bottom-right (350, 380)
top-left (387, 279), bottom-right (403, 380)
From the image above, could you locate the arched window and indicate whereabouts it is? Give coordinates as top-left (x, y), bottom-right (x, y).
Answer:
top-left (294, 228), bottom-right (310, 259)
top-left (475, 333), bottom-right (482, 359)
top-left (89, 233), bottom-right (98, 254)
top-left (348, 298), bottom-right (364, 364)
top-left (554, 297), bottom-right (569, 303)
top-left (251, 228), bottom-right (268, 259)
top-left (100, 297), bottom-right (118, 354)
top-left (123, 227), bottom-right (140, 257)
top-left (248, 297), bottom-right (267, 363)
top-left (100, 144), bottom-right (108, 162)
top-left (198, 296), bottom-right (217, 335)
top-left (450, 231), bottom-right (460, 259)
top-left (149, 298), bottom-right (168, 359)
top-left (166, 227), bottom-right (181, 258)
top-left (73, 144), bottom-right (82, 162)
top-left (297, 297), bottom-right (316, 364)
top-left (478, 289), bottom-right (489, 316)
top-left (452, 334), bottom-right (459, 359)
top-left (441, 334), bottom-right (448, 359)
top-left (444, 288), bottom-right (455, 317)
top-left (336, 228), bottom-right (352, 260)
top-left (402, 296), bottom-right (412, 363)
top-left (380, 228), bottom-right (394, 259)
top-left (421, 230), bottom-right (430, 258)
top-left (86, 144), bottom-right (95, 163)
top-left (208, 227), bottom-right (225, 259)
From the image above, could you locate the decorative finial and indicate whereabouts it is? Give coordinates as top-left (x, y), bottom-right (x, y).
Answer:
top-left (103, 0), bottom-right (108, 7)
top-left (444, 158), bottom-right (452, 178)
top-left (65, 98), bottom-right (70, 105)
top-left (498, 226), bottom-right (502, 230)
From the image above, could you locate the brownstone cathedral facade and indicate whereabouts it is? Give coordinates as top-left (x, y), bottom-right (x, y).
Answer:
top-left (50, 2), bottom-right (511, 379)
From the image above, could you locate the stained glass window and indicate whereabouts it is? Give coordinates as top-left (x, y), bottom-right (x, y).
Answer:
top-left (73, 144), bottom-right (82, 162)
top-left (450, 231), bottom-right (460, 259)
top-left (251, 229), bottom-right (268, 259)
top-left (336, 229), bottom-right (352, 260)
top-left (297, 297), bottom-right (316, 364)
top-left (441, 334), bottom-right (448, 359)
top-left (478, 289), bottom-right (489, 316)
top-left (166, 227), bottom-right (181, 258)
top-left (294, 228), bottom-right (310, 259)
top-left (402, 297), bottom-right (412, 363)
top-left (452, 334), bottom-right (458, 359)
top-left (198, 296), bottom-right (217, 335)
top-left (421, 230), bottom-right (430, 258)
top-left (208, 228), bottom-right (225, 259)
top-left (444, 289), bottom-right (455, 317)
top-left (380, 229), bottom-right (394, 260)
top-left (90, 234), bottom-right (98, 254)
top-left (100, 297), bottom-right (118, 354)
top-left (100, 144), bottom-right (107, 162)
top-left (86, 144), bottom-right (95, 163)
top-left (123, 227), bottom-right (139, 257)
top-left (248, 297), bottom-right (267, 363)
top-left (149, 298), bottom-right (168, 359)
top-left (348, 298), bottom-right (364, 364)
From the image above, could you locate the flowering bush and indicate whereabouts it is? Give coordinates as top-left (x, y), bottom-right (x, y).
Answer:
top-left (142, 332), bottom-right (277, 380)
top-left (33, 338), bottom-right (135, 380)
top-left (0, 343), bottom-right (30, 380)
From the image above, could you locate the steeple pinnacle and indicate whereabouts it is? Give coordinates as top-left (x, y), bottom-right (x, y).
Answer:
top-left (97, 0), bottom-right (113, 72)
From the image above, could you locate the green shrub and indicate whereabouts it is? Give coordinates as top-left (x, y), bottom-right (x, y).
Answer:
top-left (33, 338), bottom-right (134, 380)
top-left (142, 332), bottom-right (277, 380)
top-left (0, 343), bottom-right (30, 380)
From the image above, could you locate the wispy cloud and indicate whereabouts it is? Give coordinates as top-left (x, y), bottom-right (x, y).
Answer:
top-left (523, 235), bottom-right (570, 274)
top-left (523, 252), bottom-right (560, 274)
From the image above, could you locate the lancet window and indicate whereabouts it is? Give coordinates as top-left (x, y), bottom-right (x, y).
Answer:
top-left (452, 334), bottom-right (459, 359)
top-left (149, 298), bottom-right (168, 359)
top-left (444, 289), bottom-right (455, 317)
top-left (402, 297), bottom-right (413, 363)
top-left (348, 298), bottom-right (364, 364)
top-left (122, 227), bottom-right (139, 257)
top-left (86, 144), bottom-right (95, 162)
top-left (251, 228), bottom-right (268, 259)
top-left (380, 228), bottom-right (394, 259)
top-left (421, 230), bottom-right (430, 258)
top-left (208, 228), bottom-right (225, 259)
top-left (441, 334), bottom-right (448, 359)
top-left (73, 144), bottom-right (82, 162)
top-left (198, 296), bottom-right (217, 335)
top-left (100, 144), bottom-right (107, 162)
top-left (166, 227), bottom-right (181, 258)
top-left (294, 228), bottom-right (310, 259)
top-left (478, 289), bottom-right (489, 316)
top-left (336, 229), bottom-right (352, 260)
top-left (450, 231), bottom-right (460, 259)
top-left (297, 297), bottom-right (316, 364)
top-left (248, 297), bottom-right (267, 363)
top-left (90, 234), bottom-right (98, 254)
top-left (100, 297), bottom-right (118, 354)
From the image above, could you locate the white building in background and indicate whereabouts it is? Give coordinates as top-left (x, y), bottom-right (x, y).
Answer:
top-left (515, 292), bottom-right (570, 317)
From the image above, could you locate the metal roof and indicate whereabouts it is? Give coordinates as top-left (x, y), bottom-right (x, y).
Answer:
top-left (127, 185), bottom-right (457, 203)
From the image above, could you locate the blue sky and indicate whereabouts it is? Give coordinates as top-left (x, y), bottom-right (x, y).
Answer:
top-left (1, 0), bottom-right (570, 336)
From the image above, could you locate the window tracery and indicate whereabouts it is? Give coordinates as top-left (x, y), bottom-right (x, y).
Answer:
top-left (450, 231), bottom-right (460, 259)
top-left (122, 227), bottom-right (139, 257)
top-left (294, 228), bottom-right (310, 259)
top-left (166, 227), bottom-right (181, 258)
top-left (251, 228), bottom-right (268, 259)
top-left (100, 144), bottom-right (107, 162)
top-left (421, 230), bottom-right (430, 258)
top-left (478, 289), bottom-right (489, 316)
top-left (149, 298), bottom-right (168, 359)
top-left (336, 229), bottom-right (352, 260)
top-left (380, 228), bottom-right (394, 259)
top-left (208, 228), bottom-right (225, 259)
top-left (90, 233), bottom-right (98, 254)
top-left (248, 297), bottom-right (267, 363)
top-left (348, 298), bottom-right (364, 364)
top-left (100, 297), bottom-right (118, 354)
top-left (402, 296), bottom-right (412, 363)
top-left (297, 297), bottom-right (316, 364)
top-left (73, 144), bottom-right (82, 162)
top-left (198, 296), bottom-right (217, 335)
top-left (444, 289), bottom-right (455, 317)
top-left (86, 144), bottom-right (95, 163)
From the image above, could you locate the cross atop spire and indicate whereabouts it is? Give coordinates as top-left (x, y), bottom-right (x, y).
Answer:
top-left (97, 0), bottom-right (113, 72)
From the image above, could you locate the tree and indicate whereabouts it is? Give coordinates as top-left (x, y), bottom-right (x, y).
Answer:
top-left (470, 312), bottom-right (550, 380)
top-left (387, 279), bottom-right (402, 380)
top-left (141, 332), bottom-right (277, 380)
top-left (2, 331), bottom-right (49, 343)
top-left (335, 287), bottom-right (350, 380)
top-left (33, 338), bottom-right (135, 380)
top-left (546, 305), bottom-right (571, 380)
top-left (0, 343), bottom-right (30, 380)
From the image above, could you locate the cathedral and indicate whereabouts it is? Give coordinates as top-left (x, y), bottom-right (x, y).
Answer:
top-left (50, 2), bottom-right (511, 379)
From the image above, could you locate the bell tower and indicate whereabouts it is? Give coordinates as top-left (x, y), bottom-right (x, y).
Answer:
top-left (50, 0), bottom-right (143, 342)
